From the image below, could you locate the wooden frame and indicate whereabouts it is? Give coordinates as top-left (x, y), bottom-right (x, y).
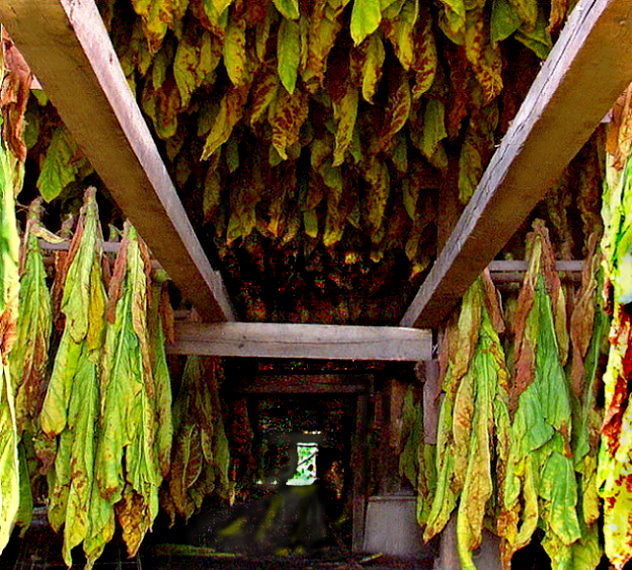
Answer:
top-left (401, 0), bottom-right (632, 328)
top-left (1, 0), bottom-right (234, 321)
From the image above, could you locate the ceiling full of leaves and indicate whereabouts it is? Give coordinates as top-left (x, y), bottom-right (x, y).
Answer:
top-left (19, 0), bottom-right (601, 323)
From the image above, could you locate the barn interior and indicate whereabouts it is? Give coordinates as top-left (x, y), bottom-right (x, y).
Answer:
top-left (0, 0), bottom-right (631, 569)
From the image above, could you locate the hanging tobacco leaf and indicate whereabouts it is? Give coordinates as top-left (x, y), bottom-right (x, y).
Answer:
top-left (10, 199), bottom-right (64, 437)
top-left (350, 0), bottom-right (382, 46)
top-left (501, 221), bottom-right (580, 569)
top-left (39, 188), bottom-right (113, 568)
top-left (37, 126), bottom-right (92, 202)
top-left (0, 140), bottom-right (21, 556)
top-left (162, 356), bottom-right (231, 524)
top-left (423, 272), bottom-right (510, 570)
top-left (96, 222), bottom-right (162, 558)
top-left (568, 233), bottom-right (608, 568)
top-left (597, 145), bottom-right (632, 570)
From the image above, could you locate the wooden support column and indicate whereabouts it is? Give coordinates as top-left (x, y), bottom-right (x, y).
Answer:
top-left (351, 394), bottom-right (369, 552)
top-left (401, 0), bottom-right (632, 328)
top-left (0, 0), bottom-right (234, 321)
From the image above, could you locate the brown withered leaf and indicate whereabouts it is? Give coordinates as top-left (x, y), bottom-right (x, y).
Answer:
top-left (0, 30), bottom-right (32, 163)
top-left (270, 88), bottom-right (309, 160)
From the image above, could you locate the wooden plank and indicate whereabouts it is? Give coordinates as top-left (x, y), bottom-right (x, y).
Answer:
top-left (1, 0), bottom-right (234, 322)
top-left (170, 322), bottom-right (433, 361)
top-left (401, 0), bottom-right (632, 328)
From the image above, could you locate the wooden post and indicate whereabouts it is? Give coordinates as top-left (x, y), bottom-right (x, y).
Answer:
top-left (351, 394), bottom-right (369, 552)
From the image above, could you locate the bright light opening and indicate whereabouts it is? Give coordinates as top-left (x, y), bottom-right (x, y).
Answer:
top-left (286, 442), bottom-right (319, 486)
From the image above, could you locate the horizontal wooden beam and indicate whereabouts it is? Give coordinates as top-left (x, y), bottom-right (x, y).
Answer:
top-left (401, 0), bottom-right (632, 328)
top-left (169, 322), bottom-right (432, 361)
top-left (1, 0), bottom-right (234, 322)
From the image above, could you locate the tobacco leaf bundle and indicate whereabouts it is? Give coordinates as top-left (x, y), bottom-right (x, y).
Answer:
top-left (39, 188), bottom-right (113, 568)
top-left (9, 198), bottom-right (61, 533)
top-left (423, 272), bottom-right (510, 569)
top-left (567, 232), bottom-right (608, 568)
top-left (95, 222), bottom-right (165, 557)
top-left (0, 141), bottom-right (21, 555)
top-left (501, 221), bottom-right (580, 568)
top-left (397, 383), bottom-right (435, 529)
top-left (10, 200), bottom-right (66, 439)
top-left (596, 147), bottom-right (632, 569)
top-left (149, 273), bottom-right (174, 480)
top-left (162, 355), bottom-right (231, 524)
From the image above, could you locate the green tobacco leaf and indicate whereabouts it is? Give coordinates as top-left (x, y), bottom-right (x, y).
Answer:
top-left (39, 189), bottom-right (113, 567)
top-left (10, 202), bottom-right (53, 437)
top-left (508, 0), bottom-right (537, 30)
top-left (277, 19), bottom-right (301, 94)
top-left (272, 0), bottom-right (300, 20)
top-left (350, 0), bottom-right (382, 45)
top-left (0, 143), bottom-right (20, 556)
top-left (420, 99), bottom-right (447, 160)
top-left (515, 10), bottom-right (552, 60)
top-left (491, 0), bottom-right (521, 44)
top-left (37, 127), bottom-right (83, 203)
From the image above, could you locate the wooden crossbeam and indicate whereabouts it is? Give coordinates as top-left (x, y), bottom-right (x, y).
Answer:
top-left (401, 0), bottom-right (632, 328)
top-left (1, 0), bottom-right (234, 321)
top-left (169, 322), bottom-right (432, 361)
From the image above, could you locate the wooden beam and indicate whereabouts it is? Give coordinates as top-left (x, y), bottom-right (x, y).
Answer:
top-left (1, 0), bottom-right (234, 322)
top-left (169, 322), bottom-right (432, 361)
top-left (400, 0), bottom-right (632, 328)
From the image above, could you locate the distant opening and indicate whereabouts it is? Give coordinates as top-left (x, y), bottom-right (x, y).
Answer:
top-left (286, 442), bottom-right (319, 486)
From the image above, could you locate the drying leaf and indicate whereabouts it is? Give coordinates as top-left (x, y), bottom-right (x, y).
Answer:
top-left (507, 0), bottom-right (538, 30)
top-left (39, 189), bottom-right (114, 568)
top-left (411, 9), bottom-right (437, 99)
top-left (0, 31), bottom-right (31, 163)
top-left (96, 222), bottom-right (163, 557)
top-left (174, 31), bottom-right (220, 107)
top-left (10, 200), bottom-right (55, 437)
top-left (272, 0), bottom-right (299, 20)
top-left (379, 69), bottom-right (411, 152)
top-left (363, 157), bottom-right (390, 235)
top-left (491, 0), bottom-right (521, 44)
top-left (464, 8), bottom-right (503, 102)
top-left (201, 86), bottom-right (248, 160)
top-left (250, 66), bottom-right (279, 125)
top-left (270, 88), bottom-right (309, 160)
top-left (0, 142), bottom-right (20, 556)
top-left (350, 0), bottom-right (382, 45)
top-left (598, 144), bottom-right (632, 569)
top-left (37, 127), bottom-right (90, 203)
top-left (163, 356), bottom-right (231, 523)
top-left (332, 85), bottom-right (359, 166)
top-left (358, 34), bottom-right (385, 103)
top-left (277, 18), bottom-right (301, 94)
top-left (223, 14), bottom-right (248, 86)
top-left (501, 221), bottom-right (580, 568)
top-left (382, 0), bottom-right (418, 71)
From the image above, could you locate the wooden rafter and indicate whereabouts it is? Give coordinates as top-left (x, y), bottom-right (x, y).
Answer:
top-left (0, 0), bottom-right (234, 321)
top-left (170, 322), bottom-right (432, 361)
top-left (401, 0), bottom-right (632, 328)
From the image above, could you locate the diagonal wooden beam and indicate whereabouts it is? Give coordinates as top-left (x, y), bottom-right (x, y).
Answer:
top-left (169, 322), bottom-right (433, 361)
top-left (0, 0), bottom-right (234, 321)
top-left (401, 0), bottom-right (632, 328)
